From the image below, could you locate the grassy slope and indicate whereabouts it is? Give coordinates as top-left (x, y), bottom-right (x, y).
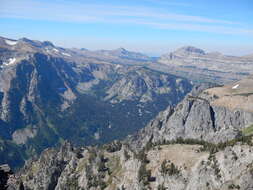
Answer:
top-left (242, 124), bottom-right (253, 136)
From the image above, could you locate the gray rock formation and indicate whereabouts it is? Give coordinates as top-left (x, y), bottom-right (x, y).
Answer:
top-left (17, 141), bottom-right (253, 190)
top-left (12, 128), bottom-right (37, 145)
top-left (129, 78), bottom-right (253, 150)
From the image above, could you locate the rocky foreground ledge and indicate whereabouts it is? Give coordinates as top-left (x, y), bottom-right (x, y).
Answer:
top-left (8, 137), bottom-right (253, 190)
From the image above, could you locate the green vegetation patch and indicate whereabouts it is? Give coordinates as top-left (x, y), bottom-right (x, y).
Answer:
top-left (242, 124), bottom-right (253, 136)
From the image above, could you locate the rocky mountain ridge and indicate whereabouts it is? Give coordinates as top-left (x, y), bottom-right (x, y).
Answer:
top-left (128, 77), bottom-right (253, 151)
top-left (1, 36), bottom-right (253, 189)
top-left (10, 76), bottom-right (253, 190)
top-left (0, 36), bottom-right (192, 168)
top-left (2, 36), bottom-right (253, 84)
top-left (0, 36), bottom-right (153, 67)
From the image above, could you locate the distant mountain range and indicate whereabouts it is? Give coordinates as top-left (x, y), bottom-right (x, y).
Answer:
top-left (1, 36), bottom-right (253, 84)
top-left (0, 37), bottom-right (154, 66)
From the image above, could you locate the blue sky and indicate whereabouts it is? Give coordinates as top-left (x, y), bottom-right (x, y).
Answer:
top-left (0, 0), bottom-right (253, 55)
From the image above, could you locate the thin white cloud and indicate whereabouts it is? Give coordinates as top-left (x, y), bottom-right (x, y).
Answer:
top-left (136, 21), bottom-right (253, 35)
top-left (0, 0), bottom-right (252, 36)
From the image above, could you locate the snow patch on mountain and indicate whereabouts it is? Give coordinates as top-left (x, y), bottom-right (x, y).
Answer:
top-left (5, 39), bottom-right (18, 46)
top-left (61, 52), bottom-right (71, 57)
top-left (2, 58), bottom-right (16, 66)
top-left (115, 64), bottom-right (122, 69)
top-left (232, 84), bottom-right (239, 89)
top-left (53, 48), bottom-right (59, 53)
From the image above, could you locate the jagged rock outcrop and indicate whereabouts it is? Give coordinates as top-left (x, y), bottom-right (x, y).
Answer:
top-left (17, 140), bottom-right (253, 190)
top-left (19, 142), bottom-right (76, 190)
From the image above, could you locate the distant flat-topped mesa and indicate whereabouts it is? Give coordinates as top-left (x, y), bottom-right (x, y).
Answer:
top-left (158, 46), bottom-right (253, 83)
top-left (203, 75), bottom-right (253, 112)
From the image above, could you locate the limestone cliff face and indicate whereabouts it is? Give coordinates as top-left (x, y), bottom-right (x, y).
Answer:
top-left (129, 98), bottom-right (253, 150)
top-left (129, 79), bottom-right (253, 150)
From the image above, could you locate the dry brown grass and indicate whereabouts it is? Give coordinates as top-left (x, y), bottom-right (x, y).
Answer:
top-left (205, 76), bottom-right (253, 112)
top-left (147, 144), bottom-right (208, 175)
